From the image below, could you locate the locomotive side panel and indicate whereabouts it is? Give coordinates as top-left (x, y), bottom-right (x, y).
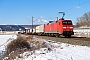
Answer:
top-left (44, 21), bottom-right (59, 33)
top-left (57, 20), bottom-right (65, 34)
top-left (44, 24), bottom-right (51, 33)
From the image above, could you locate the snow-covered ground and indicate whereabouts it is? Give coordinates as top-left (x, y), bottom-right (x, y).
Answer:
top-left (14, 42), bottom-right (90, 60)
top-left (0, 34), bottom-right (90, 60)
top-left (74, 28), bottom-right (90, 37)
top-left (0, 34), bottom-right (17, 56)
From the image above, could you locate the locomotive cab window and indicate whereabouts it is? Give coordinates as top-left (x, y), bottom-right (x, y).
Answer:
top-left (62, 21), bottom-right (72, 25)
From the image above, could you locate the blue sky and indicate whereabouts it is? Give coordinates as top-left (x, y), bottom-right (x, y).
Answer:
top-left (0, 0), bottom-right (90, 25)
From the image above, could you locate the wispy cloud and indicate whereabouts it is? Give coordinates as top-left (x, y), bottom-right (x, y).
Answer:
top-left (0, 24), bottom-right (8, 25)
top-left (76, 6), bottom-right (81, 8)
top-left (33, 16), bottom-right (48, 23)
top-left (40, 16), bottom-right (43, 18)
top-left (33, 19), bottom-right (48, 22)
top-left (37, 19), bottom-right (41, 22)
top-left (26, 16), bottom-right (29, 18)
top-left (41, 19), bottom-right (48, 22)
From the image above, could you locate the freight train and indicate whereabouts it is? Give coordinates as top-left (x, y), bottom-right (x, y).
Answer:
top-left (35, 19), bottom-right (74, 37)
top-left (26, 12), bottom-right (74, 37)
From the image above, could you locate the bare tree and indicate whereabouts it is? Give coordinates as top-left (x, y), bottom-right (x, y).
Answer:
top-left (76, 11), bottom-right (90, 27)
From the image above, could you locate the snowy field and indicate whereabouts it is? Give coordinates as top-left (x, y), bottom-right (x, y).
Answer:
top-left (0, 34), bottom-right (17, 56)
top-left (74, 28), bottom-right (90, 37)
top-left (0, 34), bottom-right (90, 60)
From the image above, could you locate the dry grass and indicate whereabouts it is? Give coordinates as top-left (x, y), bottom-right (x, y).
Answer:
top-left (2, 48), bottom-right (28, 60)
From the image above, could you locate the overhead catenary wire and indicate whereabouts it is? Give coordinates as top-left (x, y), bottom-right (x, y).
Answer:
top-left (54, 0), bottom-right (90, 18)
top-left (31, 0), bottom-right (90, 23)
top-left (64, 0), bottom-right (90, 12)
top-left (65, 0), bottom-right (90, 17)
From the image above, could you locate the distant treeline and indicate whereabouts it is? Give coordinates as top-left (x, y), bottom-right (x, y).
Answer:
top-left (0, 25), bottom-right (39, 31)
top-left (0, 25), bottom-right (25, 31)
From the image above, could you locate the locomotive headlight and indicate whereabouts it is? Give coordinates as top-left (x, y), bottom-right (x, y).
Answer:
top-left (63, 27), bottom-right (66, 28)
top-left (70, 27), bottom-right (73, 28)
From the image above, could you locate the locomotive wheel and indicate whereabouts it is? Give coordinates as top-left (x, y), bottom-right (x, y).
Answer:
top-left (56, 34), bottom-right (59, 37)
top-left (46, 34), bottom-right (49, 37)
top-left (59, 35), bottom-right (64, 38)
top-left (68, 35), bottom-right (71, 38)
top-left (65, 35), bottom-right (71, 38)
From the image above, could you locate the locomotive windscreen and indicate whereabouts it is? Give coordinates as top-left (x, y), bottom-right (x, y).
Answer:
top-left (62, 21), bottom-right (72, 25)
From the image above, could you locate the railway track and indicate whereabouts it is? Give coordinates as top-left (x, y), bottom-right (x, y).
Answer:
top-left (31, 35), bottom-right (90, 47)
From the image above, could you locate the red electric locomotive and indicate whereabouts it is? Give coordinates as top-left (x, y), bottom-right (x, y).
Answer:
top-left (44, 12), bottom-right (74, 37)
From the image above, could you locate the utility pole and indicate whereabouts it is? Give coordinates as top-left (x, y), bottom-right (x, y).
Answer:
top-left (32, 16), bottom-right (34, 33)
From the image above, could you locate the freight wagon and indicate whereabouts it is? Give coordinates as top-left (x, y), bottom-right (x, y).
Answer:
top-left (35, 24), bottom-right (44, 35)
top-left (25, 28), bottom-right (30, 34)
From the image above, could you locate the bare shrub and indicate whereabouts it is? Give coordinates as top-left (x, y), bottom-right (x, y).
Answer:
top-left (4, 48), bottom-right (28, 60)
top-left (0, 35), bottom-right (33, 60)
top-left (6, 35), bottom-right (31, 54)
